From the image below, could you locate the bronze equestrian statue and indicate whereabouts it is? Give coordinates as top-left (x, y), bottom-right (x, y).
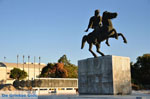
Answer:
top-left (81, 11), bottom-right (127, 57)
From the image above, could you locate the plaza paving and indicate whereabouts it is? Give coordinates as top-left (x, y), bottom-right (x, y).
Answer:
top-left (38, 90), bottom-right (150, 99)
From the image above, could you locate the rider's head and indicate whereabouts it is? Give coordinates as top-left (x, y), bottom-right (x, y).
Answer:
top-left (94, 9), bottom-right (100, 16)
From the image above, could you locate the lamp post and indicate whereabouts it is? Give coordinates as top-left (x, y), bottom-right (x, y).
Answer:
top-left (38, 56), bottom-right (41, 95)
top-left (39, 56), bottom-right (41, 79)
top-left (34, 56), bottom-right (36, 80)
top-left (28, 56), bottom-right (30, 80)
top-left (17, 55), bottom-right (19, 68)
top-left (23, 55), bottom-right (25, 70)
top-left (4, 56), bottom-right (6, 62)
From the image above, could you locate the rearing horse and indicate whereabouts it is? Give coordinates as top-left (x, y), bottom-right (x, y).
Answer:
top-left (81, 11), bottom-right (127, 57)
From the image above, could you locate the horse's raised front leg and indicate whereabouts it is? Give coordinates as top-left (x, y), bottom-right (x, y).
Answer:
top-left (96, 43), bottom-right (105, 56)
top-left (89, 43), bottom-right (97, 58)
top-left (112, 29), bottom-right (118, 39)
top-left (105, 29), bottom-right (118, 46)
top-left (118, 33), bottom-right (127, 43)
top-left (108, 29), bottom-right (118, 39)
top-left (105, 39), bottom-right (110, 46)
top-left (105, 34), bottom-right (116, 47)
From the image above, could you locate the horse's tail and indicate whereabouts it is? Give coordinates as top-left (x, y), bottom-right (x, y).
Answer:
top-left (81, 35), bottom-right (87, 49)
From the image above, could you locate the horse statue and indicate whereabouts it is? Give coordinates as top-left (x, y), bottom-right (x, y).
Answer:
top-left (81, 11), bottom-right (127, 57)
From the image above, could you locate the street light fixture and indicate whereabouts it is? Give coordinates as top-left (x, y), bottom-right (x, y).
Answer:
top-left (4, 56), bottom-right (6, 62)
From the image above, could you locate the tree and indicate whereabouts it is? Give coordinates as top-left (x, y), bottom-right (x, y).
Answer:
top-left (40, 63), bottom-right (55, 77)
top-left (26, 80), bottom-right (32, 88)
top-left (40, 63), bottom-right (68, 78)
top-left (64, 65), bottom-right (78, 78)
top-left (58, 55), bottom-right (78, 78)
top-left (58, 54), bottom-right (71, 65)
top-left (13, 80), bottom-right (20, 88)
top-left (10, 68), bottom-right (27, 80)
top-left (55, 63), bottom-right (68, 78)
top-left (20, 80), bottom-right (26, 88)
top-left (131, 54), bottom-right (150, 85)
top-left (40, 55), bottom-right (78, 78)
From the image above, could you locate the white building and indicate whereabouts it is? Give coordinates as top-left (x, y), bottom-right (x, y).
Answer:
top-left (0, 62), bottom-right (46, 84)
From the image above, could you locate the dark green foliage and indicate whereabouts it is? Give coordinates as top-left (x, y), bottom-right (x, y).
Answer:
top-left (40, 63), bottom-right (55, 77)
top-left (13, 80), bottom-right (20, 88)
top-left (31, 80), bottom-right (36, 87)
top-left (131, 54), bottom-right (150, 86)
top-left (13, 80), bottom-right (42, 89)
top-left (26, 80), bottom-right (32, 87)
top-left (10, 68), bottom-right (27, 80)
top-left (64, 64), bottom-right (78, 78)
top-left (30, 80), bottom-right (42, 87)
top-left (58, 55), bottom-right (78, 78)
top-left (20, 80), bottom-right (26, 88)
top-left (58, 54), bottom-right (71, 65)
top-left (31, 80), bottom-right (42, 87)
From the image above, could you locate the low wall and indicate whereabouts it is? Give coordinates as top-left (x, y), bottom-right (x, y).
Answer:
top-left (35, 78), bottom-right (78, 88)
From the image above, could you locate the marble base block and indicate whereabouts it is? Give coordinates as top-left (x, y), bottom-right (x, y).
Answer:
top-left (78, 55), bottom-right (132, 95)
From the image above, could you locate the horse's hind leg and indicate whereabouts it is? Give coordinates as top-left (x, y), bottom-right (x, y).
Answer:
top-left (96, 43), bottom-right (105, 56)
top-left (89, 43), bottom-right (97, 58)
top-left (118, 33), bottom-right (127, 43)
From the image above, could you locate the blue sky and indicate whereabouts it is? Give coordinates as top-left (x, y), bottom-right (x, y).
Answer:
top-left (0, 0), bottom-right (150, 65)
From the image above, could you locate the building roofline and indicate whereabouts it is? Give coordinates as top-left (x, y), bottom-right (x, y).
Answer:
top-left (0, 62), bottom-right (46, 68)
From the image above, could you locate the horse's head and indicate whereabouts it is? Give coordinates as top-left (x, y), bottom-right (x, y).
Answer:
top-left (102, 11), bottom-right (118, 20)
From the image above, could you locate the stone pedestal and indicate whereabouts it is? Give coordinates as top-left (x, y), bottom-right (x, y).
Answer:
top-left (78, 55), bottom-right (132, 95)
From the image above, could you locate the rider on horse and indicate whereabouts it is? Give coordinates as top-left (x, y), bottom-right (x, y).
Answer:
top-left (82, 11), bottom-right (127, 57)
top-left (85, 9), bottom-right (102, 33)
top-left (85, 9), bottom-right (102, 44)
top-left (85, 10), bottom-right (118, 46)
